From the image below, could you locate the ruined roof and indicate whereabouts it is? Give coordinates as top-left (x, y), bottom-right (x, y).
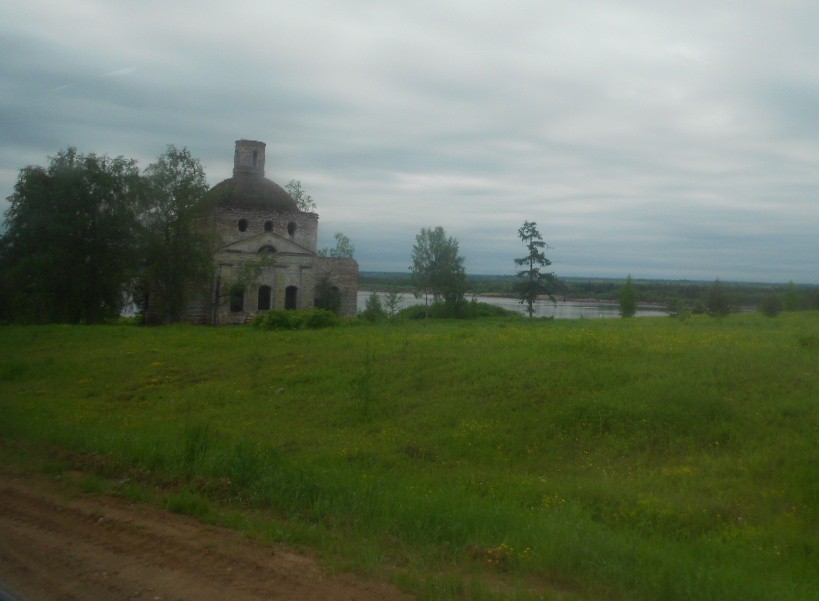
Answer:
top-left (204, 174), bottom-right (299, 213)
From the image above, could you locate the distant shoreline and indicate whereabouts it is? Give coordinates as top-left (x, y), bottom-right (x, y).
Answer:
top-left (359, 288), bottom-right (669, 308)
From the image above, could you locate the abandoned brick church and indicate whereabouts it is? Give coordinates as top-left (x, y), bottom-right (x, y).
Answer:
top-left (185, 139), bottom-right (358, 323)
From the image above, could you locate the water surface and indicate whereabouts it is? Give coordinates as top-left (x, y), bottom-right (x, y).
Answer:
top-left (357, 291), bottom-right (667, 319)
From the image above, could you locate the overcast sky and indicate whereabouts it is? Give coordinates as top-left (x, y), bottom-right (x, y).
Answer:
top-left (2, 0), bottom-right (818, 283)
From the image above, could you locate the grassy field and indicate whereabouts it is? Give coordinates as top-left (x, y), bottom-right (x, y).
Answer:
top-left (1, 313), bottom-right (817, 600)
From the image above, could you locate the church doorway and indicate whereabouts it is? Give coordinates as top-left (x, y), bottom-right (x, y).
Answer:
top-left (229, 285), bottom-right (244, 313)
top-left (285, 286), bottom-right (298, 310)
top-left (257, 285), bottom-right (271, 311)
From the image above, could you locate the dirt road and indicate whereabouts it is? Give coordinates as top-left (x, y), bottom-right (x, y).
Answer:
top-left (0, 472), bottom-right (413, 601)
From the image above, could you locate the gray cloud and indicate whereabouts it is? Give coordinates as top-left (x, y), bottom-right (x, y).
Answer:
top-left (1, 0), bottom-right (818, 283)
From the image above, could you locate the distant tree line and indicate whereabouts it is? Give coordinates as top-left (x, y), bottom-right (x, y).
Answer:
top-left (360, 272), bottom-right (819, 313)
top-left (357, 218), bottom-right (818, 319)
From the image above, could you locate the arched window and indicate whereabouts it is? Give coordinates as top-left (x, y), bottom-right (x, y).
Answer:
top-left (264, 220), bottom-right (273, 232)
top-left (258, 245), bottom-right (276, 254)
top-left (257, 285), bottom-right (271, 311)
top-left (285, 286), bottom-right (298, 310)
top-left (238, 219), bottom-right (248, 232)
top-left (252, 150), bottom-right (258, 167)
top-left (287, 221), bottom-right (297, 236)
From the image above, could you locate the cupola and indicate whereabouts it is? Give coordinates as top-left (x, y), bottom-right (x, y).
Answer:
top-left (233, 139), bottom-right (266, 177)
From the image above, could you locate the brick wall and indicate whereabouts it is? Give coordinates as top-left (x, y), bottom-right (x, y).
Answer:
top-left (214, 207), bottom-right (318, 252)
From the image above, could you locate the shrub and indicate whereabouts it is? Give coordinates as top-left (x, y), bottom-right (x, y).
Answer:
top-left (706, 279), bottom-right (732, 317)
top-left (106, 314), bottom-right (142, 326)
top-left (254, 309), bottom-right (339, 330)
top-left (395, 304), bottom-right (432, 320)
top-left (396, 300), bottom-right (518, 320)
top-left (783, 281), bottom-right (804, 311)
top-left (461, 299), bottom-right (519, 319)
top-left (759, 294), bottom-right (783, 318)
top-left (301, 308), bottom-right (340, 329)
top-left (383, 291), bottom-right (402, 316)
top-left (254, 310), bottom-right (293, 330)
top-left (361, 292), bottom-right (387, 322)
top-left (691, 300), bottom-right (707, 315)
top-left (669, 299), bottom-right (692, 321)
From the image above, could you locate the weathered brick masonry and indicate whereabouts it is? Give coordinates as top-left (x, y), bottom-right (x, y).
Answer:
top-left (185, 139), bottom-right (359, 324)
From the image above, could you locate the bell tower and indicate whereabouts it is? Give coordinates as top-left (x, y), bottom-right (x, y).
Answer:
top-left (233, 139), bottom-right (266, 177)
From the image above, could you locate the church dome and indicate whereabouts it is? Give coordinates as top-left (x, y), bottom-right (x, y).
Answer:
top-left (205, 176), bottom-right (298, 212)
top-left (204, 140), bottom-right (299, 213)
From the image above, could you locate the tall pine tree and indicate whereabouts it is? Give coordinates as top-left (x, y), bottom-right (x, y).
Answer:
top-left (514, 221), bottom-right (555, 318)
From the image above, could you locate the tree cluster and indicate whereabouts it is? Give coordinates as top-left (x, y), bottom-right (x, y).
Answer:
top-left (705, 278), bottom-right (733, 317)
top-left (410, 226), bottom-right (466, 315)
top-left (404, 221), bottom-right (560, 320)
top-left (1, 146), bottom-right (212, 324)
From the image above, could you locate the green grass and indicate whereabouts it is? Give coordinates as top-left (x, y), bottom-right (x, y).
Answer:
top-left (1, 313), bottom-right (817, 600)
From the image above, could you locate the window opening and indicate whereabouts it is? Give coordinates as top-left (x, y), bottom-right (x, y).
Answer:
top-left (285, 286), bottom-right (298, 310)
top-left (257, 285), bottom-right (271, 311)
top-left (238, 219), bottom-right (248, 232)
top-left (315, 277), bottom-right (341, 314)
top-left (287, 221), bottom-right (297, 236)
top-left (229, 285), bottom-right (244, 313)
top-left (264, 220), bottom-right (273, 232)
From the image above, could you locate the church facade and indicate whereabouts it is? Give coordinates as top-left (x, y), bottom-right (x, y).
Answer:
top-left (186, 140), bottom-right (358, 324)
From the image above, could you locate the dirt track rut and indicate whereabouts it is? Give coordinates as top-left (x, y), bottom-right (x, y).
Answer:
top-left (0, 473), bottom-right (413, 601)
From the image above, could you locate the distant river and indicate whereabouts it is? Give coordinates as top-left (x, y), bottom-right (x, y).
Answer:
top-left (357, 291), bottom-right (668, 319)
